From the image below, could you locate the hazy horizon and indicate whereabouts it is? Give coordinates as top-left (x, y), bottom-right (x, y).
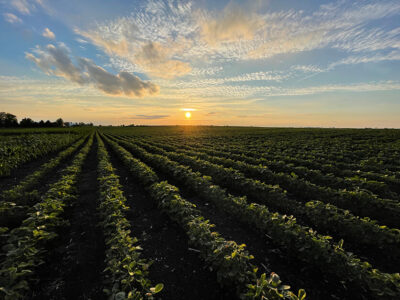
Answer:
top-left (1, 0), bottom-right (399, 127)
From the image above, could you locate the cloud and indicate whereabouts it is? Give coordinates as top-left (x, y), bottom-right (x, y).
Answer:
top-left (74, 0), bottom-right (198, 79)
top-left (79, 58), bottom-right (159, 96)
top-left (25, 43), bottom-right (159, 97)
top-left (75, 38), bottom-right (89, 44)
top-left (133, 41), bottom-right (191, 78)
top-left (133, 114), bottom-right (169, 119)
top-left (328, 51), bottom-right (400, 70)
top-left (291, 65), bottom-right (324, 73)
top-left (188, 66), bottom-right (223, 76)
top-left (168, 70), bottom-right (288, 89)
top-left (199, 3), bottom-right (264, 45)
top-left (170, 80), bottom-right (400, 99)
top-left (248, 31), bottom-right (325, 59)
top-left (76, 29), bottom-right (192, 79)
top-left (3, 12), bottom-right (22, 24)
top-left (26, 43), bottom-right (86, 84)
top-left (10, 0), bottom-right (31, 14)
top-left (79, 0), bottom-right (400, 72)
top-left (58, 0), bottom-right (400, 105)
top-left (10, 0), bottom-right (43, 15)
top-left (42, 27), bottom-right (55, 39)
top-left (75, 29), bottom-right (130, 57)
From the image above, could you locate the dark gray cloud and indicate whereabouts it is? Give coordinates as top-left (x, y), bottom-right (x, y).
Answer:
top-left (133, 114), bottom-right (169, 120)
top-left (26, 43), bottom-right (159, 97)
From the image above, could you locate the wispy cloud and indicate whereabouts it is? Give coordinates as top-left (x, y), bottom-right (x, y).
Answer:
top-left (167, 71), bottom-right (289, 89)
top-left (291, 65), bottom-right (324, 73)
top-left (329, 51), bottom-right (400, 69)
top-left (9, 0), bottom-right (43, 15)
top-left (171, 81), bottom-right (400, 99)
top-left (75, 0), bottom-right (400, 81)
top-left (133, 114), bottom-right (169, 119)
top-left (188, 66), bottom-right (223, 76)
top-left (133, 41), bottom-right (191, 78)
top-left (25, 43), bottom-right (159, 97)
top-left (198, 2), bottom-right (264, 46)
top-left (42, 27), bottom-right (55, 39)
top-left (3, 12), bottom-right (22, 24)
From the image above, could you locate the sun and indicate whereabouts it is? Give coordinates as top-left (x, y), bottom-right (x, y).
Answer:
top-left (185, 112), bottom-right (191, 119)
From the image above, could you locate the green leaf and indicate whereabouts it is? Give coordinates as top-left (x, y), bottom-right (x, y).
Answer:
top-left (150, 283), bottom-right (164, 294)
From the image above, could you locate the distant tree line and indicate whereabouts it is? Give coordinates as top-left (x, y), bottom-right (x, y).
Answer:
top-left (0, 112), bottom-right (93, 128)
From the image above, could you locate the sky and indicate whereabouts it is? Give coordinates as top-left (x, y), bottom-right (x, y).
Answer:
top-left (0, 0), bottom-right (399, 127)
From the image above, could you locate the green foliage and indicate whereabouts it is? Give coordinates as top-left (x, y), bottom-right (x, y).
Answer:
top-left (108, 133), bottom-right (400, 300)
top-left (103, 134), bottom-right (301, 299)
top-left (0, 134), bottom-right (94, 299)
top-left (132, 138), bottom-right (400, 265)
top-left (0, 133), bottom-right (82, 177)
top-left (97, 134), bottom-right (162, 299)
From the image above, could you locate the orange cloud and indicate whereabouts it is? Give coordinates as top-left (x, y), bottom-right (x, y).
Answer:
top-left (199, 3), bottom-right (264, 45)
top-left (134, 41), bottom-right (191, 79)
top-left (75, 29), bottom-right (130, 57)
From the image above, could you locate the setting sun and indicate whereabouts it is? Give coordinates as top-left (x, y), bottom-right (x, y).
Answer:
top-left (185, 112), bottom-right (191, 119)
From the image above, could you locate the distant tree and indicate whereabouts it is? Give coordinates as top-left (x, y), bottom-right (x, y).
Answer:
top-left (44, 120), bottom-right (52, 127)
top-left (55, 118), bottom-right (64, 127)
top-left (38, 120), bottom-right (45, 127)
top-left (0, 112), bottom-right (18, 127)
top-left (20, 117), bottom-right (35, 127)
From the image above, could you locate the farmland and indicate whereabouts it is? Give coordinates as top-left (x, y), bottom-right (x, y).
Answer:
top-left (0, 126), bottom-right (400, 300)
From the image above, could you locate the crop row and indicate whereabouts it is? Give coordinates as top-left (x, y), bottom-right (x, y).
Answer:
top-left (138, 137), bottom-right (400, 223)
top-left (187, 137), bottom-right (400, 190)
top-left (96, 134), bottom-right (163, 299)
top-left (0, 134), bottom-right (94, 299)
top-left (121, 137), bottom-right (400, 258)
top-left (0, 133), bottom-right (80, 177)
top-left (102, 134), bottom-right (304, 300)
top-left (108, 134), bottom-right (400, 300)
top-left (186, 133), bottom-right (400, 173)
top-left (148, 136), bottom-right (399, 200)
top-left (131, 137), bottom-right (400, 264)
top-left (0, 135), bottom-right (88, 230)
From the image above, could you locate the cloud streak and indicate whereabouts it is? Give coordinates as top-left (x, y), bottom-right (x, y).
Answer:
top-left (25, 43), bottom-right (159, 97)
top-left (9, 0), bottom-right (43, 15)
top-left (133, 114), bottom-right (169, 119)
top-left (3, 12), bottom-right (22, 24)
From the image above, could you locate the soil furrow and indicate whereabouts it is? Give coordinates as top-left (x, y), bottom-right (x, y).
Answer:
top-left (105, 141), bottom-right (234, 300)
top-left (32, 137), bottom-right (105, 300)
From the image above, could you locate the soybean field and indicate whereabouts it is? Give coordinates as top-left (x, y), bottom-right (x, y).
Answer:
top-left (1, 126), bottom-right (400, 300)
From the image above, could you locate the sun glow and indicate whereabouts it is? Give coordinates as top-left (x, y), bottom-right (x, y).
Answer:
top-left (185, 112), bottom-right (191, 119)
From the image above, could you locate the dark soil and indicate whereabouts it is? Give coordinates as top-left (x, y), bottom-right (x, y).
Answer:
top-left (105, 140), bottom-right (234, 300)
top-left (32, 138), bottom-right (105, 300)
